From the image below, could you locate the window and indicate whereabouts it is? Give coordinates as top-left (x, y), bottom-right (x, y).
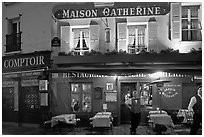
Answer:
top-left (72, 28), bottom-right (90, 55)
top-left (2, 87), bottom-right (14, 111)
top-left (139, 83), bottom-right (152, 106)
top-left (127, 25), bottom-right (147, 54)
top-left (21, 86), bottom-right (40, 111)
top-left (6, 17), bottom-right (21, 52)
top-left (181, 6), bottom-right (202, 41)
top-left (71, 83), bottom-right (92, 112)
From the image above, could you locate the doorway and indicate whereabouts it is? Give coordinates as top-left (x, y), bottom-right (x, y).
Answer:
top-left (19, 86), bottom-right (41, 124)
top-left (120, 82), bottom-right (137, 124)
top-left (120, 81), bottom-right (153, 124)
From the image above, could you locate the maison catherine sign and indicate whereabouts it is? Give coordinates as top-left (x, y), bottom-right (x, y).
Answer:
top-left (2, 51), bottom-right (50, 72)
top-left (54, 2), bottom-right (169, 19)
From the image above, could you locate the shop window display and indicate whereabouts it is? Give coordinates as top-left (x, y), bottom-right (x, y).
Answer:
top-left (139, 83), bottom-right (153, 106)
top-left (71, 83), bottom-right (92, 112)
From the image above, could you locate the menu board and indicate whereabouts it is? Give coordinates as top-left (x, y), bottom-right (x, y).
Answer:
top-left (40, 93), bottom-right (48, 106)
top-left (39, 80), bottom-right (48, 91)
top-left (105, 92), bottom-right (117, 102)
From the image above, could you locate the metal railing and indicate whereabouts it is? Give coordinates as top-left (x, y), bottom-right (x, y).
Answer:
top-left (5, 32), bottom-right (22, 52)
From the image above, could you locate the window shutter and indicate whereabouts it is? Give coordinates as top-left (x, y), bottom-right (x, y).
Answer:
top-left (148, 18), bottom-right (158, 52)
top-left (90, 24), bottom-right (100, 51)
top-left (61, 26), bottom-right (70, 52)
top-left (170, 3), bottom-right (181, 40)
top-left (117, 23), bottom-right (127, 51)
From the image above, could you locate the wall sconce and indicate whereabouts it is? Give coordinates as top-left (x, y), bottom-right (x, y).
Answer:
top-left (100, 17), bottom-right (110, 43)
top-left (105, 27), bottom-right (110, 43)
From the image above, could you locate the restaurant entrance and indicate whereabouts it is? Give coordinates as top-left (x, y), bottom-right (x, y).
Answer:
top-left (120, 82), bottom-right (137, 124)
top-left (120, 81), bottom-right (153, 124)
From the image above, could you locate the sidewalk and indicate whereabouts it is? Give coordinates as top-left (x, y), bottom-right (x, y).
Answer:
top-left (2, 122), bottom-right (192, 135)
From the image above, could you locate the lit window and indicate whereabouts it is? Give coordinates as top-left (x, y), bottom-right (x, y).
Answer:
top-left (73, 28), bottom-right (90, 55)
top-left (127, 25), bottom-right (147, 54)
top-left (139, 83), bottom-right (153, 106)
top-left (181, 6), bottom-right (202, 41)
top-left (71, 83), bottom-right (92, 112)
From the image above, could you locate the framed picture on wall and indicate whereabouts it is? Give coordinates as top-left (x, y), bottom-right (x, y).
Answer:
top-left (39, 80), bottom-right (48, 91)
top-left (40, 92), bottom-right (48, 106)
top-left (106, 83), bottom-right (113, 91)
top-left (105, 92), bottom-right (117, 102)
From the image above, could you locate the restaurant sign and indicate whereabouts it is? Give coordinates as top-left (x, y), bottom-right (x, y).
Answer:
top-left (54, 2), bottom-right (169, 19)
top-left (2, 51), bottom-right (51, 72)
top-left (162, 84), bottom-right (181, 98)
top-left (52, 72), bottom-right (191, 79)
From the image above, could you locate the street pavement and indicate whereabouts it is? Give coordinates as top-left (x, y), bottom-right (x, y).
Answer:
top-left (2, 122), bottom-right (196, 135)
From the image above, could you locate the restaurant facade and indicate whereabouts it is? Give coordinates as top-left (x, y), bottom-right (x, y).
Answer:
top-left (51, 2), bottom-right (202, 125)
top-left (2, 51), bottom-right (51, 124)
top-left (2, 2), bottom-right (202, 125)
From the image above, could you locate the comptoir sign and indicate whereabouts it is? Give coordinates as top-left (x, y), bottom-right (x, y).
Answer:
top-left (2, 51), bottom-right (51, 71)
top-left (3, 56), bottom-right (45, 69)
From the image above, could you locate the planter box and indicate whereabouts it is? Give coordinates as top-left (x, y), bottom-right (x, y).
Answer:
top-left (53, 53), bottom-right (202, 65)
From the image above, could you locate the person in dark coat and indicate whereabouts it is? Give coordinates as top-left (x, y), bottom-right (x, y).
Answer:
top-left (188, 85), bottom-right (202, 135)
top-left (125, 90), bottom-right (143, 134)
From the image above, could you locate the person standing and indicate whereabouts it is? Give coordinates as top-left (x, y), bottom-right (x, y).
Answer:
top-left (188, 85), bottom-right (202, 135)
top-left (125, 90), bottom-right (142, 135)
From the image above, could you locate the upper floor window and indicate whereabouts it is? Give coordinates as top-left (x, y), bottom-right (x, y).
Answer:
top-left (181, 6), bottom-right (202, 41)
top-left (72, 27), bottom-right (90, 55)
top-left (127, 25), bottom-right (147, 54)
top-left (6, 17), bottom-right (21, 53)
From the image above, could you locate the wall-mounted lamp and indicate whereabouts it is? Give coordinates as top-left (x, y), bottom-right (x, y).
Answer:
top-left (105, 27), bottom-right (110, 43)
top-left (101, 17), bottom-right (110, 43)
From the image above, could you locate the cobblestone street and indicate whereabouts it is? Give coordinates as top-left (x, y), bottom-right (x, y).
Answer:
top-left (2, 122), bottom-right (196, 135)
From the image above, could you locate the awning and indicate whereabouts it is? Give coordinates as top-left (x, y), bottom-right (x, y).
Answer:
top-left (2, 68), bottom-right (48, 79)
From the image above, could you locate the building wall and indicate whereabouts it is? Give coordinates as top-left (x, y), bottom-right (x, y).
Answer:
top-left (50, 72), bottom-right (200, 124)
top-left (51, 2), bottom-right (202, 55)
top-left (2, 2), bottom-right (53, 56)
top-left (2, 2), bottom-right (202, 56)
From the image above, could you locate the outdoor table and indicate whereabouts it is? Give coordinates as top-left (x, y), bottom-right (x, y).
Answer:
top-left (148, 113), bottom-right (174, 134)
top-left (149, 114), bottom-right (174, 127)
top-left (51, 114), bottom-right (78, 127)
top-left (90, 112), bottom-right (113, 128)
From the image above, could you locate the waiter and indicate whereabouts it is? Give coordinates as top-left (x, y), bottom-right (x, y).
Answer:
top-left (188, 85), bottom-right (202, 135)
top-left (125, 90), bottom-right (144, 134)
